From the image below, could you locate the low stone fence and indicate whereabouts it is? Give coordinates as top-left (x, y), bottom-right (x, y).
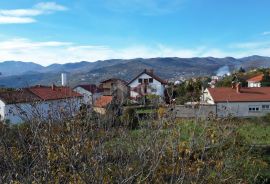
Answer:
top-left (174, 104), bottom-right (217, 118)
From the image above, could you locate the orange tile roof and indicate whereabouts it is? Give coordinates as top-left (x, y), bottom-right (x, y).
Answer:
top-left (28, 85), bottom-right (82, 101)
top-left (247, 74), bottom-right (264, 82)
top-left (207, 87), bottom-right (270, 103)
top-left (94, 96), bottom-right (113, 108)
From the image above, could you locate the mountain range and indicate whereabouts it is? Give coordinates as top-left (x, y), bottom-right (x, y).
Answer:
top-left (0, 55), bottom-right (269, 88)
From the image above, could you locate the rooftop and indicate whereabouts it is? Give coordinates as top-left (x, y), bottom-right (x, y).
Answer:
top-left (247, 74), bottom-right (264, 82)
top-left (128, 69), bottom-right (167, 85)
top-left (94, 96), bottom-right (113, 108)
top-left (100, 78), bottom-right (128, 85)
top-left (0, 89), bottom-right (40, 104)
top-left (0, 85), bottom-right (82, 104)
top-left (28, 85), bottom-right (82, 101)
top-left (74, 84), bottom-right (102, 94)
top-left (207, 87), bottom-right (270, 102)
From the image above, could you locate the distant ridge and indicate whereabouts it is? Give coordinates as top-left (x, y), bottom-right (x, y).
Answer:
top-left (0, 55), bottom-right (270, 88)
top-left (0, 61), bottom-right (44, 76)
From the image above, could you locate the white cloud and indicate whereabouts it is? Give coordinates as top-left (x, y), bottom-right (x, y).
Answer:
top-left (0, 2), bottom-right (67, 24)
top-left (1, 37), bottom-right (270, 66)
top-left (34, 2), bottom-right (68, 12)
top-left (262, 31), bottom-right (270, 36)
top-left (0, 9), bottom-right (42, 17)
top-left (0, 16), bottom-right (36, 24)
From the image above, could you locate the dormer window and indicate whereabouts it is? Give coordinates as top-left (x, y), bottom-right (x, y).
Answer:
top-left (138, 79), bottom-right (142, 83)
top-left (149, 78), bottom-right (153, 83)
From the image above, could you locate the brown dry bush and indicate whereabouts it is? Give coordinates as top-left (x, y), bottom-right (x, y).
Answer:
top-left (0, 108), bottom-right (268, 183)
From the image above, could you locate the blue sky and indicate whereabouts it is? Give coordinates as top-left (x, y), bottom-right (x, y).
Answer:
top-left (0, 0), bottom-right (270, 66)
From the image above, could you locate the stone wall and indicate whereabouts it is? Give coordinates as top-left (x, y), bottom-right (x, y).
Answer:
top-left (174, 104), bottom-right (217, 118)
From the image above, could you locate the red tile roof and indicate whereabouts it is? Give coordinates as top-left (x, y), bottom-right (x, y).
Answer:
top-left (28, 85), bottom-right (82, 101)
top-left (0, 89), bottom-right (41, 104)
top-left (207, 87), bottom-right (270, 103)
top-left (247, 74), bottom-right (264, 82)
top-left (94, 96), bottom-right (113, 108)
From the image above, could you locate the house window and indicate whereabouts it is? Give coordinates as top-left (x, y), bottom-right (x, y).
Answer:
top-left (262, 105), bottom-right (270, 110)
top-left (149, 78), bottom-right (153, 83)
top-left (249, 106), bottom-right (260, 112)
top-left (144, 79), bottom-right (148, 83)
top-left (138, 79), bottom-right (142, 83)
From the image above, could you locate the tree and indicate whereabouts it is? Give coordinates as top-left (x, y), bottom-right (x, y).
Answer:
top-left (261, 71), bottom-right (270, 87)
top-left (172, 79), bottom-right (203, 105)
top-left (238, 67), bottom-right (246, 73)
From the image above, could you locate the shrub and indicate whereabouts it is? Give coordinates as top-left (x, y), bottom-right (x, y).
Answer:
top-left (0, 113), bottom-right (268, 183)
top-left (121, 107), bottom-right (139, 130)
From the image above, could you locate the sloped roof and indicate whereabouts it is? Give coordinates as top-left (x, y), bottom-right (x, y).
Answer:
top-left (94, 96), bottom-right (113, 108)
top-left (128, 69), bottom-right (167, 85)
top-left (75, 84), bottom-right (102, 94)
top-left (100, 78), bottom-right (128, 85)
top-left (28, 85), bottom-right (82, 101)
top-left (0, 85), bottom-right (82, 104)
top-left (247, 74), bottom-right (264, 82)
top-left (207, 87), bottom-right (270, 103)
top-left (0, 89), bottom-right (41, 104)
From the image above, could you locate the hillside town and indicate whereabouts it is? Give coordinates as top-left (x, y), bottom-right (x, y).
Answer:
top-left (1, 68), bottom-right (270, 124)
top-left (1, 0), bottom-right (270, 183)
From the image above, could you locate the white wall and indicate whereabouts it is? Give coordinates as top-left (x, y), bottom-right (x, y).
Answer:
top-left (3, 97), bottom-right (83, 124)
top-left (202, 89), bottom-right (270, 118)
top-left (74, 87), bottom-right (93, 104)
top-left (248, 82), bottom-right (261, 87)
top-left (74, 87), bottom-right (102, 105)
top-left (129, 73), bottom-right (165, 98)
top-left (216, 102), bottom-right (270, 117)
top-left (0, 100), bottom-right (5, 121)
top-left (175, 105), bottom-right (216, 118)
top-left (202, 89), bottom-right (215, 104)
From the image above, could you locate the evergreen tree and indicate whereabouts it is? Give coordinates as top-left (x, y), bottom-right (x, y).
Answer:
top-left (261, 71), bottom-right (270, 86)
top-left (238, 67), bottom-right (246, 73)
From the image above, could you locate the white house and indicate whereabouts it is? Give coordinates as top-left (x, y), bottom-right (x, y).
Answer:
top-left (73, 84), bottom-right (102, 105)
top-left (0, 85), bottom-right (83, 124)
top-left (128, 69), bottom-right (167, 99)
top-left (202, 84), bottom-right (270, 117)
top-left (247, 74), bottom-right (263, 87)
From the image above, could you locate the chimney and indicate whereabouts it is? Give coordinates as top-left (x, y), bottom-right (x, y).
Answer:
top-left (61, 73), bottom-right (67, 86)
top-left (236, 83), bottom-right (241, 93)
top-left (145, 69), bottom-right (154, 74)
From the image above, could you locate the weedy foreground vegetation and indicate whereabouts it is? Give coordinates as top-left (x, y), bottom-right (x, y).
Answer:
top-left (0, 110), bottom-right (269, 183)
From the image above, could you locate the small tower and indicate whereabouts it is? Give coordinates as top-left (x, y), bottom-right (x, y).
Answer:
top-left (61, 73), bottom-right (67, 86)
